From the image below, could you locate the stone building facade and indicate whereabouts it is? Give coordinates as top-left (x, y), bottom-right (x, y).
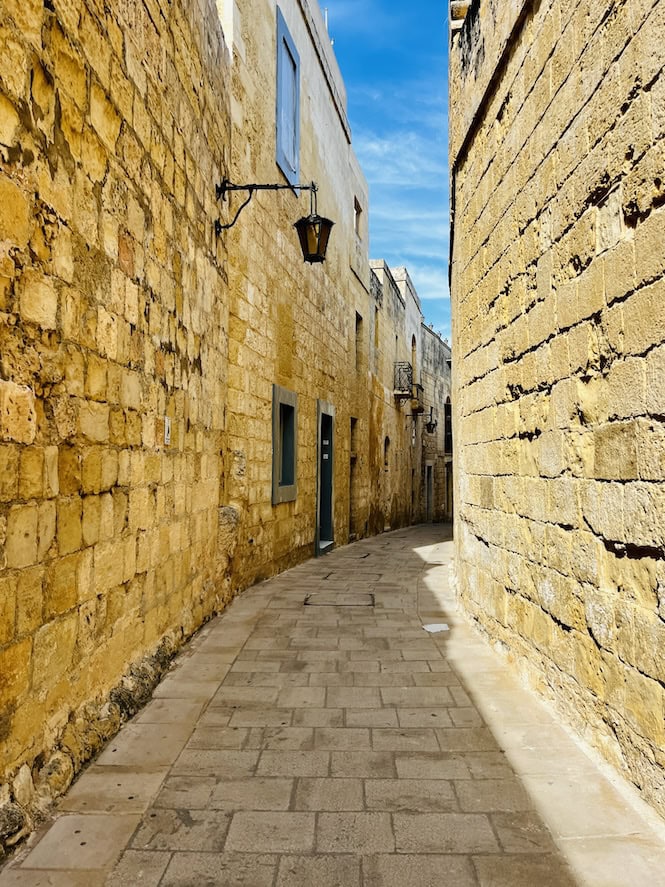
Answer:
top-left (0, 0), bottom-right (451, 845)
top-left (449, 0), bottom-right (665, 814)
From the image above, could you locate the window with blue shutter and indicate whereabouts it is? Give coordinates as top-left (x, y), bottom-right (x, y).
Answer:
top-left (276, 7), bottom-right (300, 185)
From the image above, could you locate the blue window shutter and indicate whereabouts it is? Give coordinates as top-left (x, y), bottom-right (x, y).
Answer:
top-left (276, 7), bottom-right (300, 185)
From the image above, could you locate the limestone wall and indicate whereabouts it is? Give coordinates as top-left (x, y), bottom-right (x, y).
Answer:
top-left (449, 0), bottom-right (665, 814)
top-left (0, 0), bottom-right (233, 835)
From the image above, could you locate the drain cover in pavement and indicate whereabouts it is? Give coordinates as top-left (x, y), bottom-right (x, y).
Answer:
top-left (304, 593), bottom-right (375, 607)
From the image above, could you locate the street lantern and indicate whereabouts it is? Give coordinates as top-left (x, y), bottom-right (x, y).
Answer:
top-left (215, 178), bottom-right (334, 263)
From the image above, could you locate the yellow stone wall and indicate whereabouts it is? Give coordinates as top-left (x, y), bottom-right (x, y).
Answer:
top-left (449, 0), bottom-right (665, 814)
top-left (0, 0), bottom-right (232, 807)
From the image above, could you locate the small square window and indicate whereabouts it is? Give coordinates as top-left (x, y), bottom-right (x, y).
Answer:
top-left (276, 8), bottom-right (300, 185)
top-left (273, 384), bottom-right (298, 504)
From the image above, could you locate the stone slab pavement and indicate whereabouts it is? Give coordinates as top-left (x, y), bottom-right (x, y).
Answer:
top-left (2, 525), bottom-right (665, 886)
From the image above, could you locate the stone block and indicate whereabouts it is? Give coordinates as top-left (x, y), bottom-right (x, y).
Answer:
top-left (57, 496), bottom-right (83, 555)
top-left (38, 500), bottom-right (57, 560)
top-left (16, 566), bottom-right (44, 635)
top-left (0, 380), bottom-right (37, 444)
top-left (20, 270), bottom-right (58, 328)
top-left (19, 446), bottom-right (44, 500)
top-left (6, 504), bottom-right (39, 568)
top-left (0, 638), bottom-right (31, 707)
top-left (622, 279), bottom-right (665, 357)
top-left (79, 400), bottom-right (110, 443)
top-left (0, 575), bottom-right (17, 646)
top-left (0, 175), bottom-right (30, 247)
top-left (593, 422), bottom-right (638, 480)
top-left (0, 444), bottom-right (20, 500)
top-left (0, 93), bottom-right (19, 146)
top-left (90, 81), bottom-right (121, 151)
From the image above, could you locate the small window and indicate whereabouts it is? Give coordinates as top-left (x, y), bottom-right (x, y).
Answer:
top-left (272, 384), bottom-right (298, 504)
top-left (276, 7), bottom-right (300, 185)
top-left (384, 436), bottom-right (390, 470)
top-left (444, 397), bottom-right (453, 454)
top-left (355, 312), bottom-right (363, 371)
top-left (354, 197), bottom-right (363, 238)
top-left (374, 306), bottom-right (379, 348)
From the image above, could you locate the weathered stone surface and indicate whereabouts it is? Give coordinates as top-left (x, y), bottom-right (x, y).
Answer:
top-left (450, 0), bottom-right (665, 817)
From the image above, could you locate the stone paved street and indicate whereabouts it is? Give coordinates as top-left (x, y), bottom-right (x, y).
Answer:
top-left (2, 526), bottom-right (665, 886)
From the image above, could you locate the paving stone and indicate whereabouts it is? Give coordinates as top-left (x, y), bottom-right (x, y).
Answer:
top-left (95, 724), bottom-right (192, 768)
top-left (557, 834), bottom-right (665, 886)
top-left (160, 852), bottom-right (277, 887)
top-left (130, 808), bottom-right (229, 851)
top-left (380, 660), bottom-right (432, 673)
top-left (455, 778), bottom-right (534, 812)
top-left (134, 699), bottom-right (206, 725)
top-left (58, 767), bottom-right (167, 815)
top-left (259, 727), bottom-right (314, 749)
top-left (16, 814), bottom-right (140, 870)
top-left (473, 854), bottom-right (577, 886)
top-left (256, 750), bottom-right (330, 776)
top-left (151, 679), bottom-right (222, 701)
top-left (276, 854), bottom-right (361, 887)
top-left (396, 708), bottom-right (454, 728)
top-left (326, 687), bottom-right (383, 708)
top-left (372, 728), bottom-right (439, 752)
top-left (308, 672), bottom-right (355, 686)
top-left (294, 777), bottom-right (363, 811)
top-left (196, 708), bottom-right (233, 727)
top-left (395, 753), bottom-right (471, 780)
top-left (171, 749), bottom-right (259, 778)
top-left (381, 687), bottom-right (454, 707)
top-left (209, 778), bottom-right (293, 811)
top-left (186, 726), bottom-right (250, 749)
top-left (436, 727), bottom-right (498, 751)
top-left (104, 850), bottom-right (171, 886)
top-left (345, 708), bottom-right (399, 728)
top-left (463, 752), bottom-right (513, 779)
top-left (225, 812), bottom-right (315, 852)
top-left (364, 778), bottom-right (458, 813)
top-left (211, 687), bottom-right (279, 707)
top-left (491, 811), bottom-right (559, 854)
top-left (314, 728), bottom-right (371, 750)
top-left (230, 659), bottom-right (282, 673)
top-left (353, 673), bottom-right (416, 687)
top-left (316, 812), bottom-right (394, 853)
top-left (449, 708), bottom-right (484, 727)
top-left (292, 708), bottom-right (344, 727)
top-left (275, 687), bottom-right (327, 707)
top-left (224, 671), bottom-right (310, 687)
top-left (394, 812), bottom-right (499, 853)
top-left (330, 751), bottom-right (396, 778)
top-left (412, 672), bottom-right (463, 686)
top-left (363, 854), bottom-right (477, 887)
top-left (521, 775), bottom-right (651, 838)
top-left (228, 709), bottom-right (293, 727)
top-left (153, 776), bottom-right (216, 809)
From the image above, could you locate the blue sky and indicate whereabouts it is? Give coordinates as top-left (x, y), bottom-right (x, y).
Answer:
top-left (325, 1), bottom-right (451, 340)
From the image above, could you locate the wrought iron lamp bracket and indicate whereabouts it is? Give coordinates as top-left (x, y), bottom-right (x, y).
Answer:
top-left (215, 178), bottom-right (318, 235)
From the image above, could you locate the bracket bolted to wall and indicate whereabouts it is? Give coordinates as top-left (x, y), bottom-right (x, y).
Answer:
top-left (214, 178), bottom-right (334, 263)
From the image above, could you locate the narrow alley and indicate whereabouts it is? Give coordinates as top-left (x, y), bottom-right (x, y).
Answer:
top-left (2, 526), bottom-right (664, 886)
